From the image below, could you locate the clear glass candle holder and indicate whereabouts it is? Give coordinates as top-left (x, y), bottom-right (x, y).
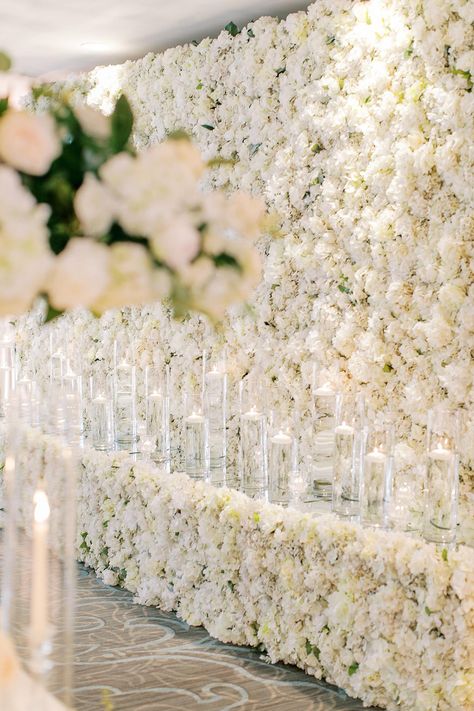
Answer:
top-left (90, 372), bottom-right (113, 451)
top-left (63, 364), bottom-right (84, 445)
top-left (145, 364), bottom-right (170, 465)
top-left (361, 422), bottom-right (394, 528)
top-left (203, 349), bottom-right (227, 487)
top-left (114, 358), bottom-right (137, 449)
top-left (332, 392), bottom-right (366, 517)
top-left (184, 392), bottom-right (209, 480)
top-left (423, 408), bottom-right (460, 545)
top-left (239, 404), bottom-right (267, 499)
top-left (306, 370), bottom-right (336, 502)
top-left (268, 416), bottom-right (297, 507)
top-left (386, 446), bottom-right (424, 532)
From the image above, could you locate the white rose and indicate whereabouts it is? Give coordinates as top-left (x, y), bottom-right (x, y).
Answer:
top-left (438, 283), bottom-right (465, 314)
top-left (74, 173), bottom-right (116, 236)
top-left (0, 110), bottom-right (60, 175)
top-left (152, 217), bottom-right (200, 271)
top-left (191, 267), bottom-right (242, 320)
top-left (0, 166), bottom-right (53, 315)
top-left (102, 569), bottom-right (119, 586)
top-left (46, 237), bottom-right (111, 310)
top-left (93, 242), bottom-right (155, 313)
top-left (74, 104), bottom-right (110, 139)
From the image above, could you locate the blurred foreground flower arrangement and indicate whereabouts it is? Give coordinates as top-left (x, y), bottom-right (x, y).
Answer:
top-left (0, 83), bottom-right (266, 322)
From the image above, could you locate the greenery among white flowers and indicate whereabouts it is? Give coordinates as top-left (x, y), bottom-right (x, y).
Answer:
top-left (0, 89), bottom-right (265, 321)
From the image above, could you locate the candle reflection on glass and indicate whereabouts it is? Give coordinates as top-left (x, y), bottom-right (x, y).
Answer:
top-left (30, 487), bottom-right (50, 672)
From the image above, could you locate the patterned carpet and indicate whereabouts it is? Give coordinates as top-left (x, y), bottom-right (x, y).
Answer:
top-left (71, 564), bottom-right (375, 711)
top-left (2, 540), bottom-right (376, 710)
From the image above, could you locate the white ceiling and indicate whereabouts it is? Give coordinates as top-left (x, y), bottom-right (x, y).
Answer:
top-left (0, 0), bottom-right (309, 78)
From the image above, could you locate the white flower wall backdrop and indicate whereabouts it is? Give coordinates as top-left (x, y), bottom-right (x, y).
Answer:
top-left (18, 0), bottom-right (474, 527)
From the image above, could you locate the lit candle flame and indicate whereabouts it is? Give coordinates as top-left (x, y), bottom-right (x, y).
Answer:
top-left (33, 490), bottom-right (50, 525)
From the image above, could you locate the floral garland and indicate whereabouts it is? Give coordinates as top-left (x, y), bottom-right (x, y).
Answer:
top-left (0, 89), bottom-right (265, 320)
top-left (9, 428), bottom-right (474, 711)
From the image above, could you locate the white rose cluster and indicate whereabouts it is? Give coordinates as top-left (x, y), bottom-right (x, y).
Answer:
top-left (0, 166), bottom-right (52, 315)
top-left (10, 427), bottom-right (474, 711)
top-left (46, 137), bottom-right (265, 320)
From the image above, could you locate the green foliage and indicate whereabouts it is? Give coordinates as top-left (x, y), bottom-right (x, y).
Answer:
top-left (305, 640), bottom-right (321, 659)
top-left (44, 302), bottom-right (64, 323)
top-left (348, 662), bottom-right (359, 676)
top-left (225, 21), bottom-right (240, 37)
top-left (275, 66), bottom-right (286, 77)
top-left (213, 253), bottom-right (241, 270)
top-left (207, 156), bottom-right (238, 168)
top-left (249, 142), bottom-right (262, 156)
top-left (338, 275), bottom-right (351, 294)
top-left (167, 129), bottom-right (191, 141)
top-left (201, 123), bottom-right (215, 131)
top-left (451, 67), bottom-right (473, 91)
top-left (0, 97), bottom-right (8, 117)
top-left (441, 548), bottom-right (448, 562)
top-left (383, 363), bottom-right (394, 373)
top-left (110, 94), bottom-right (134, 152)
top-left (0, 51), bottom-right (12, 71)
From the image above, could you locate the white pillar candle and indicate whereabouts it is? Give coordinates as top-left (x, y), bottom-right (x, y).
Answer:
top-left (365, 449), bottom-right (387, 464)
top-left (428, 445), bottom-right (452, 461)
top-left (334, 423), bottom-right (354, 435)
top-left (270, 431), bottom-right (293, 445)
top-left (186, 412), bottom-right (206, 424)
top-left (30, 489), bottom-right (50, 651)
top-left (242, 406), bottom-right (263, 421)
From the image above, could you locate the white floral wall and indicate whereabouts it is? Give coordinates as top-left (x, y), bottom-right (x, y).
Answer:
top-left (19, 0), bottom-right (474, 528)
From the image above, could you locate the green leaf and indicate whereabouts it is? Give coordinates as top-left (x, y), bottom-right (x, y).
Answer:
top-left (0, 97), bottom-right (8, 117)
top-left (311, 143), bottom-right (323, 154)
top-left (249, 142), bottom-right (262, 156)
top-left (225, 21), bottom-right (240, 37)
top-left (201, 123), bottom-right (215, 131)
top-left (207, 156), bottom-right (238, 168)
top-left (451, 67), bottom-right (473, 91)
top-left (0, 51), bottom-right (12, 71)
top-left (305, 640), bottom-right (321, 659)
top-left (227, 580), bottom-right (235, 592)
top-left (275, 66), bottom-right (286, 77)
top-left (44, 303), bottom-right (64, 323)
top-left (213, 253), bottom-right (241, 270)
top-left (404, 39), bottom-right (414, 58)
top-left (196, 81), bottom-right (203, 90)
top-left (167, 129), bottom-right (190, 141)
top-left (326, 35), bottom-right (336, 46)
top-left (348, 662), bottom-right (359, 676)
top-left (383, 363), bottom-right (394, 373)
top-left (441, 548), bottom-right (448, 562)
top-left (247, 28), bottom-right (255, 38)
top-left (110, 94), bottom-right (133, 152)
top-left (253, 512), bottom-right (260, 523)
top-left (425, 606), bottom-right (433, 615)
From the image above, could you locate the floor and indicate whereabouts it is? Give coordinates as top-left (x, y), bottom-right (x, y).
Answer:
top-left (68, 564), bottom-right (375, 711)
top-left (3, 540), bottom-right (377, 711)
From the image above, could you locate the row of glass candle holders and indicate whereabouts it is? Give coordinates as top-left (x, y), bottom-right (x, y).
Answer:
top-left (0, 341), bottom-right (461, 545)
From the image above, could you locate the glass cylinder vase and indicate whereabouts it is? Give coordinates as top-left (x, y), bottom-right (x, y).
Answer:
top-left (423, 408), bottom-right (460, 545)
top-left (332, 392), bottom-right (366, 518)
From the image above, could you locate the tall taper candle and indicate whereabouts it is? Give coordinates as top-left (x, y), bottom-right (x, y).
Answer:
top-left (30, 488), bottom-right (50, 656)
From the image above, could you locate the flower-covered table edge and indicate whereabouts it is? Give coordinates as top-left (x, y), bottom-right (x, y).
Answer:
top-left (9, 429), bottom-right (474, 711)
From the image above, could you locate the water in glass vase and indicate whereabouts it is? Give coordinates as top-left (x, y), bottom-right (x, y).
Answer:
top-left (423, 446), bottom-right (458, 544)
top-left (332, 424), bottom-right (359, 517)
top-left (361, 449), bottom-right (388, 527)
top-left (268, 432), bottom-right (293, 506)
top-left (185, 413), bottom-right (208, 479)
top-left (240, 408), bottom-right (267, 499)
